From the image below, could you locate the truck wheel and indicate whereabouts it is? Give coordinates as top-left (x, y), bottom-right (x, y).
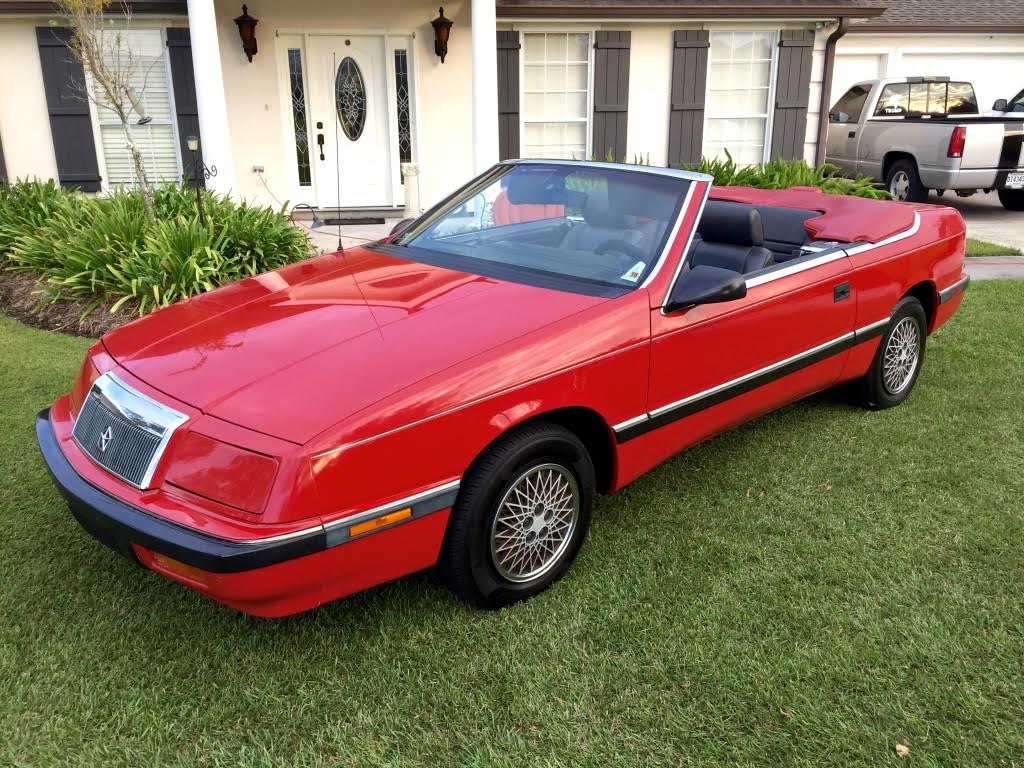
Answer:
top-left (885, 160), bottom-right (928, 203)
top-left (439, 422), bottom-right (595, 609)
top-left (997, 190), bottom-right (1024, 211)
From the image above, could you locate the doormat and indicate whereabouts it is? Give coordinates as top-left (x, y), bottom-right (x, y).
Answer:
top-left (322, 217), bottom-right (386, 225)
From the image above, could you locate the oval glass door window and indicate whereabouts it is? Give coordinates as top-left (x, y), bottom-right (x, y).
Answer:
top-left (335, 57), bottom-right (366, 141)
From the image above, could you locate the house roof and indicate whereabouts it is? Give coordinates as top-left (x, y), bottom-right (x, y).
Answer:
top-left (497, 0), bottom-right (885, 19)
top-left (851, 0), bottom-right (1024, 32)
top-left (0, 0), bottom-right (185, 13)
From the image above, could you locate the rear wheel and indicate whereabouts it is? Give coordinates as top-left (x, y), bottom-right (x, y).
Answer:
top-left (997, 189), bottom-right (1024, 211)
top-left (885, 159), bottom-right (928, 203)
top-left (439, 423), bottom-right (595, 609)
top-left (852, 296), bottom-right (927, 410)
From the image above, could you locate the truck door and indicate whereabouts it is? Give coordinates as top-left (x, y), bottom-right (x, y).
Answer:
top-left (826, 84), bottom-right (871, 176)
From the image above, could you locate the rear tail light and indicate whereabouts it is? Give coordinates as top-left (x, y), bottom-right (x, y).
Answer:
top-left (947, 126), bottom-right (966, 158)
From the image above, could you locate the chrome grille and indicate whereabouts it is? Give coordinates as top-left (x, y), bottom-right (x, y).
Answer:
top-left (71, 373), bottom-right (187, 488)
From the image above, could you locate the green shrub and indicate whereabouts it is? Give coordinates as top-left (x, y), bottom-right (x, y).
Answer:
top-left (0, 179), bottom-right (71, 258)
top-left (684, 150), bottom-right (890, 199)
top-left (2, 182), bottom-right (312, 314)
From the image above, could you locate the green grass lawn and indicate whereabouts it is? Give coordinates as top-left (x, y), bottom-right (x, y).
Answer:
top-left (966, 238), bottom-right (1021, 257)
top-left (1, 283), bottom-right (1022, 767)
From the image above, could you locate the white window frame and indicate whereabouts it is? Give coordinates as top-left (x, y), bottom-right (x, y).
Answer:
top-left (517, 28), bottom-right (594, 161)
top-left (85, 26), bottom-right (184, 192)
top-left (274, 34), bottom-right (318, 207)
top-left (701, 28), bottom-right (780, 166)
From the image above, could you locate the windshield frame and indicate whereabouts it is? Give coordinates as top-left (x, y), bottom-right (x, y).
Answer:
top-left (388, 160), bottom-right (708, 296)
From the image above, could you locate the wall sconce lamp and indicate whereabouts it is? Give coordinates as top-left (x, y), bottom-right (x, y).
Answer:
top-left (234, 4), bottom-right (259, 62)
top-left (184, 135), bottom-right (218, 225)
top-left (431, 7), bottom-right (452, 63)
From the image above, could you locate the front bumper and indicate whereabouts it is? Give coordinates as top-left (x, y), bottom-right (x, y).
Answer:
top-left (36, 408), bottom-right (326, 574)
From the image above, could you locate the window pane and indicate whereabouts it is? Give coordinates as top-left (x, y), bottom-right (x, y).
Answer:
top-left (287, 48), bottom-right (312, 186)
top-left (875, 83), bottom-right (909, 116)
top-left (704, 31), bottom-right (774, 165)
top-left (394, 49), bottom-right (412, 180)
top-left (522, 33), bottom-right (591, 159)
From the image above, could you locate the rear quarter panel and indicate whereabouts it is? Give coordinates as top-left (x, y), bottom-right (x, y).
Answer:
top-left (841, 204), bottom-right (966, 378)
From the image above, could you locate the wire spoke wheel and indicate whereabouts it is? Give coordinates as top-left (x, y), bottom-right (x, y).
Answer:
top-left (490, 463), bottom-right (580, 583)
top-left (882, 317), bottom-right (920, 394)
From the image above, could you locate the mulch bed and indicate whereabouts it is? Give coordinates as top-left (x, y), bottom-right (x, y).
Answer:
top-left (0, 269), bottom-right (137, 338)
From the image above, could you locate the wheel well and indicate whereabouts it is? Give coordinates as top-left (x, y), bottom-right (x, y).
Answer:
top-left (472, 407), bottom-right (616, 494)
top-left (882, 152), bottom-right (917, 181)
top-left (904, 280), bottom-right (938, 331)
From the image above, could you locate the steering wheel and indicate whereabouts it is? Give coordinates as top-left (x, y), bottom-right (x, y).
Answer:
top-left (594, 239), bottom-right (646, 264)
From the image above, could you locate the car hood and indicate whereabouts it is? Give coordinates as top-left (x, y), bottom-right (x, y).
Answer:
top-left (103, 246), bottom-right (605, 443)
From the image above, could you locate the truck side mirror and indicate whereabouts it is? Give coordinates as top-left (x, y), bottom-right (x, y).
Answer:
top-left (993, 99), bottom-right (1008, 112)
top-left (830, 111), bottom-right (850, 123)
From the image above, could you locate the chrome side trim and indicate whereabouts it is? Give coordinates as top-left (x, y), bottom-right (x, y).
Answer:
top-left (639, 181), bottom-right (695, 289)
top-left (842, 211), bottom-right (921, 257)
top-left (74, 372), bottom-right (188, 489)
top-left (647, 330), bottom-right (855, 420)
top-left (613, 315), bottom-right (893, 438)
top-left (659, 181), bottom-right (711, 307)
top-left (610, 413), bottom-right (649, 433)
top-left (938, 274), bottom-right (970, 304)
top-left (745, 248), bottom-right (848, 289)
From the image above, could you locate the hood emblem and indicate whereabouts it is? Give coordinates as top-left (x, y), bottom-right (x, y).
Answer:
top-left (98, 425), bottom-right (113, 453)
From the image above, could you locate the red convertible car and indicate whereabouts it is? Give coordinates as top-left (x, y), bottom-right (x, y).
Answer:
top-left (36, 160), bottom-right (969, 617)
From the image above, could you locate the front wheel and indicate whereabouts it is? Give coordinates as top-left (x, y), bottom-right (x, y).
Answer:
top-left (851, 296), bottom-right (927, 410)
top-left (997, 189), bottom-right (1024, 211)
top-left (438, 423), bottom-right (595, 609)
top-left (885, 159), bottom-right (928, 203)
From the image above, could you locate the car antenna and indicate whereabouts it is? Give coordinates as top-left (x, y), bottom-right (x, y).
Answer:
top-left (333, 50), bottom-right (343, 252)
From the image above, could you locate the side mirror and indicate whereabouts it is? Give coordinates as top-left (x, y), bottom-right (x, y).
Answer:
top-left (389, 217), bottom-right (416, 236)
top-left (993, 99), bottom-right (1008, 112)
top-left (830, 111), bottom-right (850, 123)
top-left (663, 265), bottom-right (747, 313)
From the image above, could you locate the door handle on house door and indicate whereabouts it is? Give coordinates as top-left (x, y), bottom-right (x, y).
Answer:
top-left (317, 133), bottom-right (325, 160)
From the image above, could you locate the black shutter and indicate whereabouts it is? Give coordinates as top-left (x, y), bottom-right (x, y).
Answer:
top-left (166, 28), bottom-right (204, 187)
top-left (36, 27), bottom-right (101, 192)
top-left (770, 29), bottom-right (815, 162)
top-left (592, 31), bottom-right (630, 162)
top-left (667, 30), bottom-right (710, 168)
top-left (497, 31), bottom-right (521, 161)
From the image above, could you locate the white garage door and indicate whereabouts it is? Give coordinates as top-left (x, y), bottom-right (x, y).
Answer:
top-left (831, 54), bottom-right (884, 106)
top-left (899, 54), bottom-right (1024, 112)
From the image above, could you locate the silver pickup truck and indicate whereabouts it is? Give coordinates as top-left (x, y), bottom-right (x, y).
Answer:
top-left (825, 77), bottom-right (1024, 210)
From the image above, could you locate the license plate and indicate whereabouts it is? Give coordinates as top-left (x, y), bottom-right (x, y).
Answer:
top-left (1007, 173), bottom-right (1024, 188)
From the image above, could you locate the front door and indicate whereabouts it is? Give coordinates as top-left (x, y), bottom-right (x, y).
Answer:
top-left (307, 35), bottom-right (392, 208)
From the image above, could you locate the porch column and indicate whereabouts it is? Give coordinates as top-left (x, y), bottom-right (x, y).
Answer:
top-left (186, 0), bottom-right (236, 195)
top-left (471, 0), bottom-right (499, 173)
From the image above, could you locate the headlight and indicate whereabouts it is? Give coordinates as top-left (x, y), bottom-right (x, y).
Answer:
top-left (164, 432), bottom-right (278, 515)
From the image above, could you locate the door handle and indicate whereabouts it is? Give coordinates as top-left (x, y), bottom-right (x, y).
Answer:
top-left (848, 130), bottom-right (856, 139)
top-left (317, 133), bottom-right (325, 161)
top-left (833, 281), bottom-right (851, 302)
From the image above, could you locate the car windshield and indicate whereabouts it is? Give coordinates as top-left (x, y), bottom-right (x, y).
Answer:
top-left (391, 163), bottom-right (690, 294)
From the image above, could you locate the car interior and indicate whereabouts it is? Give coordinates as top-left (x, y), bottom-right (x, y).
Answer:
top-left (685, 199), bottom-right (831, 278)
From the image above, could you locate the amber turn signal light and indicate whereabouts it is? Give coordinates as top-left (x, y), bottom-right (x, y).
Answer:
top-left (152, 552), bottom-right (209, 585)
top-left (348, 507), bottom-right (412, 538)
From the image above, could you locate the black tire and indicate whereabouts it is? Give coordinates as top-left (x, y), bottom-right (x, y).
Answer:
top-left (852, 296), bottom-right (928, 410)
top-left (439, 422), bottom-right (595, 609)
top-left (885, 159), bottom-right (928, 203)
top-left (997, 189), bottom-right (1024, 211)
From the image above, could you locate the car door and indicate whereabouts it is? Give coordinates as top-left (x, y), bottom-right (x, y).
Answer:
top-left (634, 249), bottom-right (856, 457)
top-left (826, 84), bottom-right (871, 176)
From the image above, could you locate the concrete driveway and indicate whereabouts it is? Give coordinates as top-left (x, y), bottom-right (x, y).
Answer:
top-left (926, 191), bottom-right (1024, 251)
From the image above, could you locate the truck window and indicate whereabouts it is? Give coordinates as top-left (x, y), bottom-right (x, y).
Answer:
top-left (874, 81), bottom-right (978, 117)
top-left (874, 83), bottom-right (909, 116)
top-left (945, 82), bottom-right (978, 114)
top-left (830, 85), bottom-right (870, 123)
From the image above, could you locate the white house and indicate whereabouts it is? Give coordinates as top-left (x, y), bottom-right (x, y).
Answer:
top-left (0, 0), bottom-right (885, 214)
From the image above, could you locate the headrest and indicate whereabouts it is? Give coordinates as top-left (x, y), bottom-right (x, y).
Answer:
top-left (582, 196), bottom-right (629, 229)
top-left (698, 201), bottom-right (765, 247)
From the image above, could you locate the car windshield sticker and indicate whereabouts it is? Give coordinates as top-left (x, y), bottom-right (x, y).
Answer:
top-left (621, 261), bottom-right (646, 283)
